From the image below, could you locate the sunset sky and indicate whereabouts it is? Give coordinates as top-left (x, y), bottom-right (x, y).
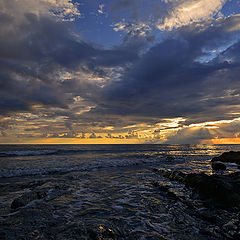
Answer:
top-left (1, 0), bottom-right (240, 144)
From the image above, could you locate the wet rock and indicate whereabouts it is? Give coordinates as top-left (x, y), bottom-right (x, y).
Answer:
top-left (211, 161), bottom-right (226, 170)
top-left (185, 174), bottom-right (240, 208)
top-left (222, 220), bottom-right (238, 232)
top-left (45, 190), bottom-right (61, 201)
top-left (212, 151), bottom-right (240, 164)
top-left (165, 155), bottom-right (175, 161)
top-left (87, 229), bottom-right (99, 240)
top-left (152, 181), bottom-right (169, 192)
top-left (11, 190), bottom-right (47, 209)
top-left (153, 168), bottom-right (186, 183)
top-left (152, 181), bottom-right (179, 200)
top-left (154, 169), bottom-right (240, 208)
top-left (198, 209), bottom-right (217, 223)
top-left (100, 227), bottom-right (116, 239)
top-left (55, 223), bottom-right (123, 240)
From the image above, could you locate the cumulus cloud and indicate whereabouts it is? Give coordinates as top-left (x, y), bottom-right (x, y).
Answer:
top-left (113, 21), bottom-right (152, 37)
top-left (157, 0), bottom-right (226, 30)
top-left (0, 0), bottom-right (81, 22)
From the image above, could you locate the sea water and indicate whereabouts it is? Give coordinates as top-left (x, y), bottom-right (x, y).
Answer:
top-left (0, 144), bottom-right (239, 239)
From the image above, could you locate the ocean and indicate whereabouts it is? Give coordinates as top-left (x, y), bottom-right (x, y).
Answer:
top-left (0, 144), bottom-right (239, 239)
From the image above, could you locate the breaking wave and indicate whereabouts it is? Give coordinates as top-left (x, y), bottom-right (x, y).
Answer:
top-left (0, 157), bottom-right (162, 178)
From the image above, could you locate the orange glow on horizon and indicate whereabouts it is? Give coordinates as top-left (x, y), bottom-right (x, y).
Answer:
top-left (202, 138), bottom-right (240, 145)
top-left (0, 137), bottom-right (147, 144)
top-left (1, 136), bottom-right (240, 144)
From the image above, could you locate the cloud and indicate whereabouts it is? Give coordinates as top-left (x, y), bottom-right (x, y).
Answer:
top-left (165, 127), bottom-right (212, 144)
top-left (89, 132), bottom-right (102, 138)
top-left (113, 22), bottom-right (152, 36)
top-left (85, 14), bottom-right (240, 128)
top-left (0, 0), bottom-right (144, 116)
top-left (0, 117), bottom-right (15, 137)
top-left (1, 0), bottom-right (240, 143)
top-left (0, 1), bottom-right (90, 117)
top-left (157, 0), bottom-right (226, 30)
top-left (0, 0), bottom-right (150, 140)
top-left (0, 0), bottom-right (81, 22)
top-left (98, 4), bottom-right (105, 15)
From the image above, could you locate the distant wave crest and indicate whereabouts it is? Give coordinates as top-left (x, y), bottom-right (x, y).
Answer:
top-left (0, 157), bottom-right (160, 178)
top-left (0, 148), bottom-right (163, 157)
top-left (0, 150), bottom-right (58, 157)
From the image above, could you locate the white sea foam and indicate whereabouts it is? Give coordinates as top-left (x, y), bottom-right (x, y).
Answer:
top-left (0, 157), bottom-right (164, 178)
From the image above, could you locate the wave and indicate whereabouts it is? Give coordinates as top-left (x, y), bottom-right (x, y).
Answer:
top-left (0, 149), bottom-right (162, 157)
top-left (0, 149), bottom-right (111, 157)
top-left (0, 153), bottom-right (213, 178)
top-left (0, 157), bottom-right (166, 178)
top-left (0, 144), bottom-right (224, 158)
top-left (0, 150), bottom-right (58, 157)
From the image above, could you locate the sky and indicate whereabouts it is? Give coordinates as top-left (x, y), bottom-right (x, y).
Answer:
top-left (1, 0), bottom-right (240, 144)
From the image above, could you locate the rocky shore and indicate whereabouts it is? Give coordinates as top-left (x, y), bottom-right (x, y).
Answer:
top-left (153, 168), bottom-right (240, 208)
top-left (153, 151), bottom-right (240, 239)
top-left (212, 151), bottom-right (240, 164)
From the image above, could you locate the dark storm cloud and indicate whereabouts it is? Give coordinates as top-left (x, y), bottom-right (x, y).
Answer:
top-left (0, 12), bottom-right (138, 69)
top-left (0, 8), bottom-right (142, 116)
top-left (0, 13), bottom-right (78, 113)
top-left (85, 15), bottom-right (240, 126)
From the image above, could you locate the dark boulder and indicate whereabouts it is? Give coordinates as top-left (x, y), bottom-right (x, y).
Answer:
top-left (212, 151), bottom-right (240, 164)
top-left (11, 190), bottom-right (47, 209)
top-left (10, 183), bottom-right (69, 210)
top-left (154, 168), bottom-right (240, 208)
top-left (211, 161), bottom-right (226, 170)
top-left (153, 168), bottom-right (186, 182)
top-left (184, 173), bottom-right (240, 207)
